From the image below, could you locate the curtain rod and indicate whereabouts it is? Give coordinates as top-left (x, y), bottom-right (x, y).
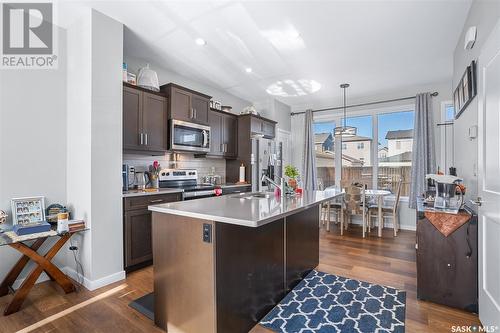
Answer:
top-left (290, 91), bottom-right (439, 116)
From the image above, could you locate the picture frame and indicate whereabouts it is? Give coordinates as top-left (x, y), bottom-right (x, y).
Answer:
top-left (11, 196), bottom-right (46, 226)
top-left (454, 60), bottom-right (477, 119)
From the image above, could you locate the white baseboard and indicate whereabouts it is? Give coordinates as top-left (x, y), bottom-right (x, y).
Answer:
top-left (63, 267), bottom-right (125, 291)
top-left (10, 268), bottom-right (125, 293)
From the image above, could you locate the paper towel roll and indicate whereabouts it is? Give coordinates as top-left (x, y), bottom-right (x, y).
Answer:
top-left (239, 163), bottom-right (245, 183)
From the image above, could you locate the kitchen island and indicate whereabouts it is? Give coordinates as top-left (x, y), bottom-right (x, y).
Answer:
top-left (149, 189), bottom-right (342, 333)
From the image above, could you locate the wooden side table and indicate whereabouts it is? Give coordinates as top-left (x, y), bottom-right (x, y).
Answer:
top-left (0, 229), bottom-right (84, 315)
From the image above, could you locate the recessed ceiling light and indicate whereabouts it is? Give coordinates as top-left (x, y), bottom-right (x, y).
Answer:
top-left (245, 67), bottom-right (252, 73)
top-left (290, 31), bottom-right (300, 38)
top-left (195, 38), bottom-right (206, 46)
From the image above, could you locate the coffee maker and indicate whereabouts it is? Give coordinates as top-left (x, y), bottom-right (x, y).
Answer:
top-left (426, 174), bottom-right (464, 214)
top-left (122, 164), bottom-right (135, 191)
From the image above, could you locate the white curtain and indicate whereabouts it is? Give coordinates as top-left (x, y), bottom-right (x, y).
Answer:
top-left (409, 93), bottom-right (436, 208)
top-left (291, 113), bottom-right (305, 177)
top-left (302, 109), bottom-right (318, 191)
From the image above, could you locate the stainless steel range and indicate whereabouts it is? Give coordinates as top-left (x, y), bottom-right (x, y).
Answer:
top-left (159, 169), bottom-right (216, 200)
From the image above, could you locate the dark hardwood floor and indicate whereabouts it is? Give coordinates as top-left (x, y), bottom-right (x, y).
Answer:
top-left (0, 224), bottom-right (480, 333)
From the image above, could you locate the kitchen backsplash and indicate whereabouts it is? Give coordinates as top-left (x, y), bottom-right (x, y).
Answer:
top-left (123, 153), bottom-right (226, 183)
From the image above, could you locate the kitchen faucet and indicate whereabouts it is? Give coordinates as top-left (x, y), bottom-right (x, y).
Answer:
top-left (261, 174), bottom-right (285, 195)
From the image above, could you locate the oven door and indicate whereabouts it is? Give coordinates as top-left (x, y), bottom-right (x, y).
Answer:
top-left (171, 120), bottom-right (210, 152)
top-left (183, 190), bottom-right (216, 200)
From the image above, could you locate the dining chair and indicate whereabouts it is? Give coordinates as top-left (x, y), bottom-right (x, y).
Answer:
top-left (343, 184), bottom-right (368, 237)
top-left (321, 196), bottom-right (344, 232)
top-left (368, 179), bottom-right (402, 236)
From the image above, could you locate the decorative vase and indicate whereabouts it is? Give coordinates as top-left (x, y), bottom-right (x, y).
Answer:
top-left (288, 178), bottom-right (297, 189)
top-left (152, 177), bottom-right (159, 189)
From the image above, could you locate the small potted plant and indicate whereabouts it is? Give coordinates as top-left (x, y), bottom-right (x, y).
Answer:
top-left (149, 160), bottom-right (161, 188)
top-left (284, 165), bottom-right (299, 190)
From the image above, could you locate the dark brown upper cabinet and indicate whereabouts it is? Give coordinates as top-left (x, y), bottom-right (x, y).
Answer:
top-left (161, 83), bottom-right (211, 125)
top-left (223, 113), bottom-right (238, 157)
top-left (123, 83), bottom-right (168, 154)
top-left (247, 114), bottom-right (277, 139)
top-left (208, 110), bottom-right (237, 159)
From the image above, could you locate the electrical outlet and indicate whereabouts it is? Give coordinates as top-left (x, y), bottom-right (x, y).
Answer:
top-left (70, 240), bottom-right (79, 250)
top-left (202, 223), bottom-right (212, 243)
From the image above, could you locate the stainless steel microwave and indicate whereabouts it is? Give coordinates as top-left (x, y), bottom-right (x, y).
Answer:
top-left (170, 119), bottom-right (210, 152)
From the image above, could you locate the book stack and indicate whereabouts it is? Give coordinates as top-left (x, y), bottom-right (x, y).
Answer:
top-left (68, 220), bottom-right (86, 233)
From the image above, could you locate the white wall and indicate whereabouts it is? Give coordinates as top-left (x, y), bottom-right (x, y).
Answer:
top-left (124, 55), bottom-right (251, 115)
top-left (0, 27), bottom-right (68, 285)
top-left (253, 98), bottom-right (292, 131)
top-left (453, 0), bottom-right (500, 209)
top-left (65, 7), bottom-right (93, 285)
top-left (66, 8), bottom-right (125, 289)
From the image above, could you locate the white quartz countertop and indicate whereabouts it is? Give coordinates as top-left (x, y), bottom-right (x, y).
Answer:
top-left (148, 189), bottom-right (343, 227)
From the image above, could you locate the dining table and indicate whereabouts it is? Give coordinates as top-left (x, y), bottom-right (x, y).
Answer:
top-left (365, 189), bottom-right (392, 237)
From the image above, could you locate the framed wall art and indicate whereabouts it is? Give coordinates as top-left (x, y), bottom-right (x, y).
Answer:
top-left (454, 60), bottom-right (477, 119)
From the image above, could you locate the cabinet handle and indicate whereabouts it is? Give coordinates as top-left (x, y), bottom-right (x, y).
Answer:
top-left (220, 144), bottom-right (223, 153)
top-left (150, 199), bottom-right (163, 203)
top-left (140, 133), bottom-right (144, 145)
top-left (190, 108), bottom-right (194, 119)
top-left (194, 109), bottom-right (197, 119)
top-left (224, 143), bottom-right (227, 153)
top-left (144, 133), bottom-right (148, 145)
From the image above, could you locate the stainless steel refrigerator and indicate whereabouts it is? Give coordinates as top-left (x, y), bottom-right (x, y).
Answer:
top-left (250, 136), bottom-right (282, 192)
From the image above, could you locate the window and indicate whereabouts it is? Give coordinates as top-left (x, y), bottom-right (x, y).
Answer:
top-left (312, 105), bottom-right (415, 198)
top-left (445, 104), bottom-right (455, 121)
top-left (313, 121), bottom-right (336, 189)
top-left (440, 102), bottom-right (455, 172)
top-left (377, 110), bottom-right (414, 196)
top-left (341, 115), bottom-right (373, 188)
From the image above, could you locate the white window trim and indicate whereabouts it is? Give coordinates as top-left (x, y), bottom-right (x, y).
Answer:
top-left (439, 101), bottom-right (454, 172)
top-left (314, 103), bottom-right (415, 195)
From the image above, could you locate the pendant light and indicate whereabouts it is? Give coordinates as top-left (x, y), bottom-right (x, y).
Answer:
top-left (334, 83), bottom-right (357, 137)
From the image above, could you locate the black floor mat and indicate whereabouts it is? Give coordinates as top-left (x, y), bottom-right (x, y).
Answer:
top-left (129, 292), bottom-right (154, 321)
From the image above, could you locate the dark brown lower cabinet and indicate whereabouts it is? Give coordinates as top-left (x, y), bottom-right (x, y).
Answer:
top-left (416, 207), bottom-right (478, 312)
top-left (286, 206), bottom-right (320, 291)
top-left (215, 205), bottom-right (319, 333)
top-left (123, 193), bottom-right (182, 272)
top-left (124, 209), bottom-right (153, 269)
top-left (216, 219), bottom-right (285, 333)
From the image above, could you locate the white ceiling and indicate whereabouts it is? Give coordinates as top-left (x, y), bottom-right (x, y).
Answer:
top-left (83, 0), bottom-right (471, 110)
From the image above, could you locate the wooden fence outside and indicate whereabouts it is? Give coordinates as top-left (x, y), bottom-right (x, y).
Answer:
top-left (317, 166), bottom-right (412, 196)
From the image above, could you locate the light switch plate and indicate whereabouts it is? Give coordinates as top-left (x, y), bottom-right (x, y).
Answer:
top-left (468, 125), bottom-right (478, 139)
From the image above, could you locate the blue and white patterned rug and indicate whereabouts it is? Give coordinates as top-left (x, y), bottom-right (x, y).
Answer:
top-left (260, 270), bottom-right (406, 333)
